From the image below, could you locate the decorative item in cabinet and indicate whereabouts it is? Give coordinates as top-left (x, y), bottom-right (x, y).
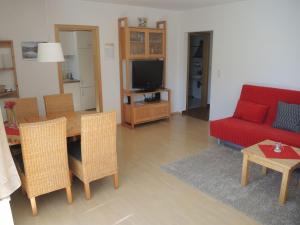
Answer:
top-left (0, 41), bottom-right (19, 98)
top-left (138, 17), bottom-right (148, 27)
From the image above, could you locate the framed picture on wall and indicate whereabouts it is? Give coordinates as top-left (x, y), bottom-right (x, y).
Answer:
top-left (21, 41), bottom-right (45, 60)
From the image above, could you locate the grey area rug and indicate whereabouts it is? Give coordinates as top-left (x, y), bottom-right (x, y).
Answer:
top-left (162, 146), bottom-right (300, 225)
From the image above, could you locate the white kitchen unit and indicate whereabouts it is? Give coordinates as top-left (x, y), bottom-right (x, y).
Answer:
top-left (61, 30), bottom-right (96, 111)
top-left (80, 86), bottom-right (96, 110)
top-left (59, 32), bottom-right (77, 56)
top-left (77, 36), bottom-right (96, 111)
top-left (76, 31), bottom-right (93, 49)
top-left (77, 48), bottom-right (94, 87)
top-left (63, 82), bottom-right (81, 111)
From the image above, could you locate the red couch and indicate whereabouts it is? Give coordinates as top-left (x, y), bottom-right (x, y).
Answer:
top-left (210, 85), bottom-right (300, 148)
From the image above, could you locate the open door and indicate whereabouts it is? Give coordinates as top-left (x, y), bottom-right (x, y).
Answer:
top-left (55, 24), bottom-right (103, 113)
top-left (184, 31), bottom-right (212, 121)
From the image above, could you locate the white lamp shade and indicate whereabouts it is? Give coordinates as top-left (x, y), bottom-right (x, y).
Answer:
top-left (37, 42), bottom-right (64, 62)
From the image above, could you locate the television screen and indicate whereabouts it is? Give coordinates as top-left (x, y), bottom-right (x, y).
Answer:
top-left (132, 60), bottom-right (163, 90)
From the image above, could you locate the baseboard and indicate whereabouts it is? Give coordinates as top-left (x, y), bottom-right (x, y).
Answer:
top-left (171, 111), bottom-right (182, 115)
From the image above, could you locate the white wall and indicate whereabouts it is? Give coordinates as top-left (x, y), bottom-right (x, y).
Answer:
top-left (178, 0), bottom-right (300, 120)
top-left (1, 0), bottom-right (299, 123)
top-left (0, 0), bottom-right (180, 122)
top-left (0, 0), bottom-right (58, 117)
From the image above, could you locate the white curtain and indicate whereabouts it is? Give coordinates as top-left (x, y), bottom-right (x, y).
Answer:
top-left (0, 109), bottom-right (20, 199)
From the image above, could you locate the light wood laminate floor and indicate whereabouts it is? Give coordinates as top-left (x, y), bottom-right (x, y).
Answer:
top-left (11, 115), bottom-right (260, 225)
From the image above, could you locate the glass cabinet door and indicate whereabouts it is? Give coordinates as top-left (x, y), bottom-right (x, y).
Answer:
top-left (129, 29), bottom-right (146, 58)
top-left (148, 31), bottom-right (164, 57)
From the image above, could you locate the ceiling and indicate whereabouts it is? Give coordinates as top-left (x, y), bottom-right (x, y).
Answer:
top-left (81, 0), bottom-right (246, 11)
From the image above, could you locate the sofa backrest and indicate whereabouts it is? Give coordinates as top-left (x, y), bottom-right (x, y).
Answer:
top-left (239, 85), bottom-right (300, 125)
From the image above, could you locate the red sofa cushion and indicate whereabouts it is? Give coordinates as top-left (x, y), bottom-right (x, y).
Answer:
top-left (233, 100), bottom-right (269, 123)
top-left (210, 117), bottom-right (300, 148)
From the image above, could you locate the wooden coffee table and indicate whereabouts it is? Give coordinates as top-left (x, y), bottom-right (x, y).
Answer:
top-left (241, 140), bottom-right (300, 204)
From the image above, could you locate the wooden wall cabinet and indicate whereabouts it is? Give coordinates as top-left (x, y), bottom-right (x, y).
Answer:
top-left (120, 20), bottom-right (166, 60)
top-left (118, 18), bottom-right (169, 128)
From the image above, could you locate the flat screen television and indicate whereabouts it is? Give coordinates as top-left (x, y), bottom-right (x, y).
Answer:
top-left (132, 60), bottom-right (163, 90)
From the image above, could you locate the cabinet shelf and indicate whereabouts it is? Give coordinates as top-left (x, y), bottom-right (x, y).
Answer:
top-left (0, 67), bottom-right (14, 72)
top-left (0, 40), bottom-right (19, 99)
top-left (131, 100), bottom-right (168, 106)
top-left (0, 91), bottom-right (18, 98)
top-left (123, 88), bottom-right (169, 96)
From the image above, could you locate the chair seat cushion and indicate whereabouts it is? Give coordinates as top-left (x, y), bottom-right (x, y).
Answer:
top-left (67, 140), bottom-right (82, 161)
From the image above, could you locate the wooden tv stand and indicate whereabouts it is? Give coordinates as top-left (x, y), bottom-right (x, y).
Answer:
top-left (122, 88), bottom-right (171, 128)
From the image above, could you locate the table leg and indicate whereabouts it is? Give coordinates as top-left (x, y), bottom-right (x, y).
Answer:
top-left (241, 154), bottom-right (250, 186)
top-left (279, 170), bottom-right (291, 204)
top-left (261, 166), bottom-right (268, 176)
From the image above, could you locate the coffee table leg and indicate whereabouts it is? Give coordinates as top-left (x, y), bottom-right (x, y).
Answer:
top-left (241, 154), bottom-right (250, 186)
top-left (261, 166), bottom-right (268, 176)
top-left (279, 170), bottom-right (291, 204)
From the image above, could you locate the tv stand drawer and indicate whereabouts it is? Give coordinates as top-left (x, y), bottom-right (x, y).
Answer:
top-left (151, 103), bottom-right (169, 118)
top-left (124, 101), bottom-right (170, 125)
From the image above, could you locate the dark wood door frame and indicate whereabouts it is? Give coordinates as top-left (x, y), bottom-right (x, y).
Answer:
top-left (185, 31), bottom-right (212, 112)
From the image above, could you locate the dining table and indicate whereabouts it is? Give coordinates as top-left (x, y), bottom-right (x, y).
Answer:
top-left (5, 111), bottom-right (93, 146)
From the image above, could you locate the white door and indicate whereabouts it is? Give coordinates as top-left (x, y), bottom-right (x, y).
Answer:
top-left (78, 48), bottom-right (96, 110)
top-left (64, 82), bottom-right (81, 111)
top-left (80, 86), bottom-right (96, 110)
top-left (78, 48), bottom-right (94, 87)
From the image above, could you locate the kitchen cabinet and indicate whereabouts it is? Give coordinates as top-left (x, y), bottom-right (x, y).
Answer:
top-left (63, 82), bottom-right (81, 111)
top-left (59, 32), bottom-right (76, 56)
top-left (76, 31), bottom-right (93, 49)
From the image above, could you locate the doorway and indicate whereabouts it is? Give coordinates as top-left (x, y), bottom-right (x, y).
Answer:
top-left (54, 24), bottom-right (103, 112)
top-left (184, 31), bottom-right (212, 121)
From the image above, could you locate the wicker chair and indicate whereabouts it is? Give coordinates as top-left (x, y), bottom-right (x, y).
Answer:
top-left (17, 117), bottom-right (72, 216)
top-left (5, 97), bottom-right (39, 122)
top-left (43, 93), bottom-right (74, 116)
top-left (68, 111), bottom-right (118, 200)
